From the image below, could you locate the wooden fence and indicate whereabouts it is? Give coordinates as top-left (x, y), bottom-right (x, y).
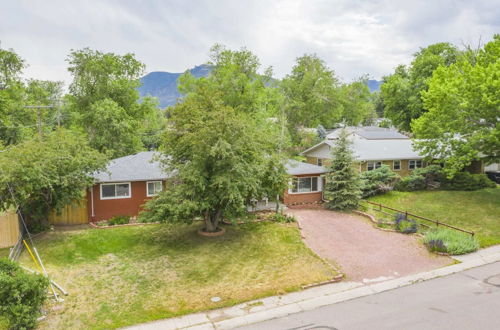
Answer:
top-left (48, 198), bottom-right (88, 225)
top-left (362, 200), bottom-right (475, 237)
top-left (0, 211), bottom-right (20, 248)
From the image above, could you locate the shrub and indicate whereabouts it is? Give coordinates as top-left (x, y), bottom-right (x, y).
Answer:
top-left (0, 258), bottom-right (49, 329)
top-left (360, 165), bottom-right (400, 198)
top-left (268, 213), bottom-right (296, 223)
top-left (440, 172), bottom-right (496, 191)
top-left (395, 174), bottom-right (426, 191)
top-left (423, 228), bottom-right (480, 255)
top-left (413, 165), bottom-right (442, 185)
top-left (108, 215), bottom-right (130, 226)
top-left (394, 213), bottom-right (418, 234)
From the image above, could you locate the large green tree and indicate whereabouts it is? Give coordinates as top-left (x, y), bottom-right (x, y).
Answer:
top-left (66, 48), bottom-right (164, 157)
top-left (0, 46), bottom-right (29, 145)
top-left (281, 54), bottom-right (341, 135)
top-left (338, 77), bottom-right (377, 125)
top-left (0, 129), bottom-right (107, 225)
top-left (140, 86), bottom-right (286, 232)
top-left (381, 42), bottom-right (459, 131)
top-left (412, 35), bottom-right (500, 175)
top-left (324, 128), bottom-right (362, 210)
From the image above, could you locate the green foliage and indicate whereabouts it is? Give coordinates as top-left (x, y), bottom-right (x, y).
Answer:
top-left (395, 174), bottom-right (427, 191)
top-left (324, 128), bottom-right (362, 210)
top-left (108, 215), bottom-right (130, 226)
top-left (394, 213), bottom-right (418, 234)
top-left (359, 165), bottom-right (399, 198)
top-left (338, 77), bottom-right (377, 126)
top-left (440, 172), bottom-right (496, 191)
top-left (66, 48), bottom-right (164, 157)
top-left (267, 212), bottom-right (296, 223)
top-left (281, 54), bottom-right (341, 136)
top-left (0, 129), bottom-right (107, 224)
top-left (141, 79), bottom-right (286, 231)
top-left (413, 35), bottom-right (500, 174)
top-left (423, 228), bottom-right (479, 255)
top-left (381, 43), bottom-right (459, 131)
top-left (0, 258), bottom-right (49, 329)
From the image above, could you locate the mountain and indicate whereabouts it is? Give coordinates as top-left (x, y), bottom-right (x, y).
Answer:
top-left (367, 79), bottom-right (382, 92)
top-left (138, 64), bottom-right (211, 108)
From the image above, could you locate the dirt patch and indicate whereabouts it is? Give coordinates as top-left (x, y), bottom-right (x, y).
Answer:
top-left (289, 209), bottom-right (451, 282)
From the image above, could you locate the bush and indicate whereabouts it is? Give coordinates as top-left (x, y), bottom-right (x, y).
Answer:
top-left (0, 258), bottom-right (49, 329)
top-left (268, 213), bottom-right (296, 223)
top-left (423, 228), bottom-right (480, 255)
top-left (440, 172), bottom-right (496, 191)
top-left (108, 215), bottom-right (130, 226)
top-left (394, 213), bottom-right (418, 234)
top-left (395, 174), bottom-right (427, 191)
top-left (360, 165), bottom-right (400, 198)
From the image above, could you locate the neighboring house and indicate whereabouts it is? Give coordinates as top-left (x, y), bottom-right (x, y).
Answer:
top-left (87, 151), bottom-right (171, 222)
top-left (302, 126), bottom-right (426, 177)
top-left (284, 160), bottom-right (327, 205)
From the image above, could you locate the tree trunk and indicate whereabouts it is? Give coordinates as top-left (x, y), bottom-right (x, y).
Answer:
top-left (204, 208), bottom-right (222, 233)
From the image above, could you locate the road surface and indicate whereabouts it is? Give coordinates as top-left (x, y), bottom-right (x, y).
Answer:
top-left (240, 261), bottom-right (500, 330)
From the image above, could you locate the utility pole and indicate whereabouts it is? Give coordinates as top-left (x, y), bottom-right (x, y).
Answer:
top-left (24, 105), bottom-right (54, 138)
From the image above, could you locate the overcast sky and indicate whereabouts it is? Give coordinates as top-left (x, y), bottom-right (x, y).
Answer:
top-left (1, 0), bottom-right (498, 85)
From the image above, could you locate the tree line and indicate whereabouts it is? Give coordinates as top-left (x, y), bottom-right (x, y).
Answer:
top-left (1, 36), bottom-right (498, 231)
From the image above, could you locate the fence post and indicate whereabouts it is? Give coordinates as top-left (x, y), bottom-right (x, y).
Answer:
top-left (379, 203), bottom-right (382, 211)
top-left (404, 211), bottom-right (408, 220)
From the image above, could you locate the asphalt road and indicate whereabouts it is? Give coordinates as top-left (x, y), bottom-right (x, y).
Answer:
top-left (240, 261), bottom-right (500, 330)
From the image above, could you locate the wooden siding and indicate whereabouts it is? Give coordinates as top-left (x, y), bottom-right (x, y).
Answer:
top-left (306, 157), bottom-right (425, 177)
top-left (0, 211), bottom-right (20, 248)
top-left (49, 198), bottom-right (88, 225)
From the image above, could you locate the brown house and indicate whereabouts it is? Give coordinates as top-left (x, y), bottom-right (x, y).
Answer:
top-left (87, 152), bottom-right (171, 222)
top-left (284, 160), bottom-right (327, 205)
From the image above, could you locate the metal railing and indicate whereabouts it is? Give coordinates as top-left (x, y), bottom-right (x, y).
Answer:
top-left (362, 200), bottom-right (475, 237)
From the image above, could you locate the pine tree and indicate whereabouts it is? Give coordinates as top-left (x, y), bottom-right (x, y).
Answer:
top-left (324, 128), bottom-right (362, 210)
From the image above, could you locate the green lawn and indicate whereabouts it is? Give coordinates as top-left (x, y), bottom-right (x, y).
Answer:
top-left (368, 188), bottom-right (500, 247)
top-left (15, 222), bottom-right (335, 330)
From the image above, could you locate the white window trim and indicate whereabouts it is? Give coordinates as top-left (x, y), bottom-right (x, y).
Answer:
top-left (393, 160), bottom-right (401, 171)
top-left (367, 161), bottom-right (382, 171)
top-left (146, 181), bottom-right (163, 197)
top-left (100, 182), bottom-right (132, 200)
top-left (288, 176), bottom-right (322, 194)
top-left (408, 159), bottom-right (423, 170)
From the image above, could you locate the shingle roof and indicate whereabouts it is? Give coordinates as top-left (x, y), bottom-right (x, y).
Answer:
top-left (94, 151), bottom-right (172, 183)
top-left (285, 159), bottom-right (327, 175)
top-left (322, 138), bottom-right (423, 161)
top-left (326, 126), bottom-right (408, 140)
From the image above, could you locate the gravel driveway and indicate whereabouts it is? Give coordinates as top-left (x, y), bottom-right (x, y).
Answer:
top-left (289, 208), bottom-right (451, 282)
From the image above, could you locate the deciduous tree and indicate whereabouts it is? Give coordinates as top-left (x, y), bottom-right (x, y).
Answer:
top-left (413, 35), bottom-right (500, 175)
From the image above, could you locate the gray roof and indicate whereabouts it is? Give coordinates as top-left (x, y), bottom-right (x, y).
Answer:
top-left (285, 159), bottom-right (327, 175)
top-left (94, 151), bottom-right (172, 183)
top-left (326, 126), bottom-right (408, 140)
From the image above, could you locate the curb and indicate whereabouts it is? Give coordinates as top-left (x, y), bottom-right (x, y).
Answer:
top-left (124, 249), bottom-right (500, 330)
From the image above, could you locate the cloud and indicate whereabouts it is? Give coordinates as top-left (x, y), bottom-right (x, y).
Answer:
top-left (1, 0), bottom-right (498, 85)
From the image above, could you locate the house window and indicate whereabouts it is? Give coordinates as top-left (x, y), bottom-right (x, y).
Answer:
top-left (290, 177), bottom-right (319, 193)
top-left (147, 181), bottom-right (163, 197)
top-left (317, 158), bottom-right (323, 166)
top-left (367, 161), bottom-right (382, 171)
top-left (100, 182), bottom-right (131, 200)
top-left (393, 160), bottom-right (401, 171)
top-left (409, 160), bottom-right (423, 170)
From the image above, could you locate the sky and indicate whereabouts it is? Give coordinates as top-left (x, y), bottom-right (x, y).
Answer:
top-left (1, 0), bottom-right (499, 85)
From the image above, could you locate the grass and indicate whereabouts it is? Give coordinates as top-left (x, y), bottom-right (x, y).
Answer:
top-left (368, 188), bottom-right (500, 247)
top-left (423, 228), bottom-right (480, 255)
top-left (15, 222), bottom-right (336, 330)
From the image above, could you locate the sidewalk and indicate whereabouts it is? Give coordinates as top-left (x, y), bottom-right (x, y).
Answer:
top-left (125, 245), bottom-right (500, 330)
